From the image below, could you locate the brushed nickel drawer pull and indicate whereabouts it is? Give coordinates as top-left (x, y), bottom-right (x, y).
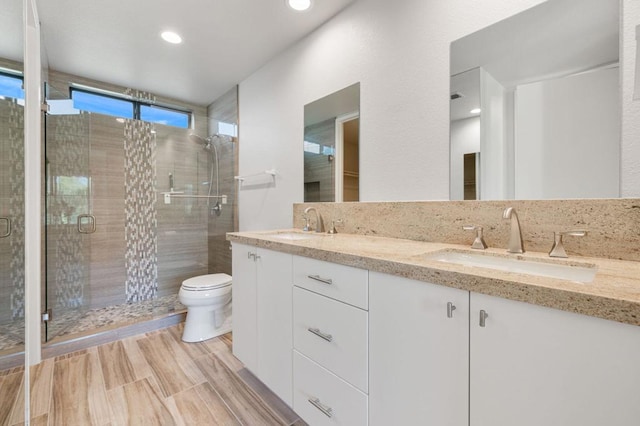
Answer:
top-left (307, 275), bottom-right (333, 285)
top-left (307, 327), bottom-right (333, 342)
top-left (447, 302), bottom-right (456, 318)
top-left (308, 397), bottom-right (333, 418)
top-left (479, 310), bottom-right (489, 327)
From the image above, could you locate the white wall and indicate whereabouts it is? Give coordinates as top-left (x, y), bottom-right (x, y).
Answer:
top-left (514, 67), bottom-right (620, 199)
top-left (479, 68), bottom-right (507, 200)
top-left (450, 117), bottom-right (480, 200)
top-left (238, 0), bottom-right (640, 230)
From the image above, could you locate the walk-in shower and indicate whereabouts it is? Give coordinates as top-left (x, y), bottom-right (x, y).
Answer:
top-left (0, 57), bottom-right (239, 367)
top-left (0, 85), bottom-right (25, 361)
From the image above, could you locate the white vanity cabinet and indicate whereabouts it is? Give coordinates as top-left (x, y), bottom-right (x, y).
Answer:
top-left (231, 242), bottom-right (258, 372)
top-left (231, 243), bottom-right (293, 405)
top-left (232, 239), bottom-right (640, 426)
top-left (292, 255), bottom-right (369, 426)
top-left (368, 271), bottom-right (470, 426)
top-left (470, 292), bottom-right (640, 426)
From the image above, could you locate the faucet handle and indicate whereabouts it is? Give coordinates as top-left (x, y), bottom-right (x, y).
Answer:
top-left (327, 219), bottom-right (343, 234)
top-left (463, 225), bottom-right (488, 250)
top-left (302, 215), bottom-right (311, 232)
top-left (549, 230), bottom-right (587, 258)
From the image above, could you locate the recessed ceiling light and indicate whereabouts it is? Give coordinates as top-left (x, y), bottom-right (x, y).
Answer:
top-left (470, 108), bottom-right (481, 114)
top-left (161, 31), bottom-right (182, 44)
top-left (287, 0), bottom-right (312, 11)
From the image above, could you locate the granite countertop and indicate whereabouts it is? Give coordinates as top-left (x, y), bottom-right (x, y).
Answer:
top-left (227, 229), bottom-right (640, 327)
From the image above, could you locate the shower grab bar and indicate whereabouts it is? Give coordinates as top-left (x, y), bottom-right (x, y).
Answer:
top-left (77, 214), bottom-right (96, 234)
top-left (0, 217), bottom-right (11, 238)
top-left (160, 193), bottom-right (228, 205)
top-left (160, 193), bottom-right (228, 199)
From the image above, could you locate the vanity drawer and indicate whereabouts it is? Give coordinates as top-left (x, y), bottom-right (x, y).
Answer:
top-left (293, 350), bottom-right (368, 426)
top-left (293, 255), bottom-right (368, 309)
top-left (293, 286), bottom-right (368, 392)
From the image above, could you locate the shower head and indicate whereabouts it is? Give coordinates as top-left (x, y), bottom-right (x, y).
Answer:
top-left (189, 133), bottom-right (210, 147)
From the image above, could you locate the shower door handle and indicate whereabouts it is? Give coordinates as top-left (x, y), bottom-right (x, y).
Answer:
top-left (0, 217), bottom-right (10, 238)
top-left (77, 214), bottom-right (96, 234)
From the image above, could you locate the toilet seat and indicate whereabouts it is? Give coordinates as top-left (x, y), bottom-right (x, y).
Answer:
top-left (181, 273), bottom-right (232, 291)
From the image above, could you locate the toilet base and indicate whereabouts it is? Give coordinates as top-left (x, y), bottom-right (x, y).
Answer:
top-left (181, 303), bottom-right (232, 343)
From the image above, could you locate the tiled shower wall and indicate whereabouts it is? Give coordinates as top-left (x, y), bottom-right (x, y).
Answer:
top-left (45, 114), bottom-right (90, 310)
top-left (304, 119), bottom-right (335, 202)
top-left (45, 70), bottom-right (218, 315)
top-left (206, 86), bottom-right (239, 276)
top-left (0, 99), bottom-right (24, 324)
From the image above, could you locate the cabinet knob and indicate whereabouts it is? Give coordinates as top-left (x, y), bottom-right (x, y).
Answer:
top-left (479, 310), bottom-right (489, 327)
top-left (447, 302), bottom-right (456, 318)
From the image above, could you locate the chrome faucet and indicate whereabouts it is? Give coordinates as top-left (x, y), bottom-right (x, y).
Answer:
top-left (502, 207), bottom-right (525, 253)
top-left (303, 207), bottom-right (324, 233)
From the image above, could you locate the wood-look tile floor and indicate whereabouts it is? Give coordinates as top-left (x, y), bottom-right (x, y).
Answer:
top-left (0, 324), bottom-right (307, 426)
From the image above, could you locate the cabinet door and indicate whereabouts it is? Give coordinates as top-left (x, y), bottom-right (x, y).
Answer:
top-left (369, 272), bottom-right (469, 426)
top-left (470, 292), bottom-right (640, 426)
top-left (231, 243), bottom-right (258, 372)
top-left (257, 248), bottom-right (293, 405)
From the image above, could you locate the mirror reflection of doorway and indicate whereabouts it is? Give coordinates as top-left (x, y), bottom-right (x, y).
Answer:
top-left (335, 113), bottom-right (359, 202)
top-left (463, 152), bottom-right (479, 200)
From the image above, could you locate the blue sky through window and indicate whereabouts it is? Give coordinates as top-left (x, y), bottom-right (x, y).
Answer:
top-left (0, 73), bottom-right (24, 100)
top-left (72, 90), bottom-right (134, 119)
top-left (140, 105), bottom-right (189, 128)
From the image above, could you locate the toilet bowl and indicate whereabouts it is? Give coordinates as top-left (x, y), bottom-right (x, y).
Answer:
top-left (179, 273), bottom-right (232, 342)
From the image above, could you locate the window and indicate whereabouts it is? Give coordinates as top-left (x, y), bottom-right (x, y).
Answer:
top-left (140, 104), bottom-right (190, 128)
top-left (72, 89), bottom-right (133, 119)
top-left (0, 72), bottom-right (24, 100)
top-left (304, 141), bottom-right (321, 154)
top-left (304, 140), bottom-right (335, 156)
top-left (70, 87), bottom-right (191, 128)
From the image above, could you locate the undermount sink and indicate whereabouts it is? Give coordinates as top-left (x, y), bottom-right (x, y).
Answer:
top-left (267, 231), bottom-right (325, 241)
top-left (424, 250), bottom-right (597, 283)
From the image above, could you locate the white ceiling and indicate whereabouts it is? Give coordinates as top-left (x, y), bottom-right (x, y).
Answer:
top-left (450, 68), bottom-right (480, 122)
top-left (451, 0), bottom-right (618, 86)
top-left (450, 0), bottom-right (618, 122)
top-left (0, 0), bottom-right (24, 65)
top-left (14, 0), bottom-right (357, 106)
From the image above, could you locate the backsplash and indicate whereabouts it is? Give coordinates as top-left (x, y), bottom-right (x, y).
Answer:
top-left (294, 199), bottom-right (640, 262)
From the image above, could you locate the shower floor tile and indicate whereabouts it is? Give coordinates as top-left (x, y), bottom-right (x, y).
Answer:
top-left (49, 294), bottom-right (186, 342)
top-left (0, 294), bottom-right (186, 354)
top-left (0, 325), bottom-right (24, 354)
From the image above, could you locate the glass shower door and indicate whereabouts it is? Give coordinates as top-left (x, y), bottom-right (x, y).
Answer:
top-left (44, 83), bottom-right (92, 341)
top-left (0, 94), bottom-right (25, 357)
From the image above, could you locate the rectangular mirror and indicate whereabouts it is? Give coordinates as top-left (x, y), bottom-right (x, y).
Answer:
top-left (450, 0), bottom-right (619, 200)
top-left (304, 83), bottom-right (360, 202)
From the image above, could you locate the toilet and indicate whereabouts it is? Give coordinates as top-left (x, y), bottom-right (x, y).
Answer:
top-left (178, 273), bottom-right (232, 342)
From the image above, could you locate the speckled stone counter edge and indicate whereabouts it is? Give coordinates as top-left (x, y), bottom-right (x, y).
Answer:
top-left (227, 231), bottom-right (640, 327)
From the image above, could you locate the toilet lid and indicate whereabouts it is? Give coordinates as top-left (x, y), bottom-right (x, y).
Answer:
top-left (182, 273), bottom-right (232, 291)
